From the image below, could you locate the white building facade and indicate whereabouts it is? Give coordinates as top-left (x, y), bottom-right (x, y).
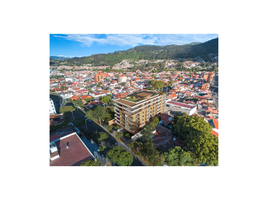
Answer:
top-left (49, 98), bottom-right (57, 114)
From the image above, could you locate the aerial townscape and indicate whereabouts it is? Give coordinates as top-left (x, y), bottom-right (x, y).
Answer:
top-left (49, 35), bottom-right (219, 166)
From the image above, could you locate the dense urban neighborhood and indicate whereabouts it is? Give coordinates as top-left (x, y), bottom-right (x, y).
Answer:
top-left (49, 39), bottom-right (219, 166)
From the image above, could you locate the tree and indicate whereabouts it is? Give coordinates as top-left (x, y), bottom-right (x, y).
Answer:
top-left (77, 99), bottom-right (83, 107)
top-left (149, 116), bottom-right (159, 127)
top-left (85, 97), bottom-right (93, 102)
top-left (86, 105), bottom-right (106, 125)
top-left (173, 115), bottom-right (218, 165)
top-left (99, 145), bottom-right (106, 152)
top-left (152, 74), bottom-right (155, 78)
top-left (98, 132), bottom-right (108, 143)
top-left (141, 125), bottom-right (155, 141)
top-left (59, 106), bottom-right (75, 120)
top-left (101, 96), bottom-right (111, 104)
top-left (97, 82), bottom-right (102, 87)
top-left (107, 146), bottom-right (133, 166)
top-left (139, 140), bottom-right (164, 166)
top-left (164, 146), bottom-right (197, 166)
top-left (115, 131), bottom-right (123, 139)
top-left (94, 105), bottom-right (107, 125)
top-left (81, 158), bottom-right (102, 166)
top-left (106, 125), bottom-right (113, 132)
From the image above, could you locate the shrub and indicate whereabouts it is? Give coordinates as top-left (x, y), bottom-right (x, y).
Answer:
top-left (116, 131), bottom-right (123, 139)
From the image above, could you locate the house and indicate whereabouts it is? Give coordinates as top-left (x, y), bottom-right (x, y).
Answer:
top-left (159, 113), bottom-right (173, 126)
top-left (167, 93), bottom-right (177, 101)
top-left (70, 95), bottom-right (80, 101)
top-left (153, 125), bottom-right (182, 151)
top-left (50, 132), bottom-right (95, 166)
top-left (166, 101), bottom-right (197, 116)
top-left (89, 91), bottom-right (106, 99)
top-left (207, 116), bottom-right (219, 137)
top-left (50, 114), bottom-right (64, 126)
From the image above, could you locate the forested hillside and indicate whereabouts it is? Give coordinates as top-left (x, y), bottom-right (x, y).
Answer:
top-left (50, 38), bottom-right (218, 66)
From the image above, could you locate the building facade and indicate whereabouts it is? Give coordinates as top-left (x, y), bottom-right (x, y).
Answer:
top-left (49, 98), bottom-right (56, 114)
top-left (118, 75), bottom-right (127, 83)
top-left (113, 91), bottom-right (167, 134)
top-left (201, 83), bottom-right (210, 91)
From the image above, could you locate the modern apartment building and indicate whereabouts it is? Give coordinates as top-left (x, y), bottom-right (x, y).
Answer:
top-left (113, 90), bottom-right (167, 134)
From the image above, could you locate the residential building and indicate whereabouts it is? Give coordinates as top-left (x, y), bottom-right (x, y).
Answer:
top-left (166, 101), bottom-right (197, 116)
top-left (50, 132), bottom-right (95, 166)
top-left (207, 72), bottom-right (214, 82)
top-left (201, 83), bottom-right (210, 91)
top-left (113, 90), bottom-right (167, 134)
top-left (49, 98), bottom-right (57, 114)
top-left (118, 75), bottom-right (127, 83)
top-left (94, 71), bottom-right (108, 83)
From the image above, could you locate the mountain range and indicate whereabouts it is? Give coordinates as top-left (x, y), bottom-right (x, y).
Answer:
top-left (50, 38), bottom-right (218, 66)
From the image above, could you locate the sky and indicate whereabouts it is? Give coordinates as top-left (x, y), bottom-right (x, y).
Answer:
top-left (50, 34), bottom-right (218, 57)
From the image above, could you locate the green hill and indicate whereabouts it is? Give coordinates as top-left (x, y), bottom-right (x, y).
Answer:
top-left (50, 38), bottom-right (218, 66)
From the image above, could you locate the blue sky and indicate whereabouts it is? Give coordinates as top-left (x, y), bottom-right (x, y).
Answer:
top-left (50, 34), bottom-right (218, 57)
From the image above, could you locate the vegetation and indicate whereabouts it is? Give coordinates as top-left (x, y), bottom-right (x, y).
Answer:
top-left (115, 131), bottom-right (123, 139)
top-left (101, 96), bottom-right (112, 104)
top-left (97, 82), bottom-right (102, 87)
top-left (106, 125), bottom-right (113, 132)
top-left (99, 145), bottom-right (106, 152)
top-left (51, 38), bottom-right (218, 66)
top-left (59, 106), bottom-right (75, 120)
top-left (141, 125), bottom-right (155, 141)
top-left (74, 118), bottom-right (85, 128)
top-left (149, 116), bottom-right (159, 127)
top-left (164, 146), bottom-right (198, 166)
top-left (139, 140), bottom-right (165, 166)
top-left (107, 146), bottom-right (133, 166)
top-left (149, 80), bottom-right (165, 91)
top-left (103, 107), bottom-right (115, 124)
top-left (98, 132), bottom-right (108, 143)
top-left (81, 158), bottom-right (103, 166)
top-left (85, 105), bottom-right (106, 125)
top-left (173, 115), bottom-right (218, 166)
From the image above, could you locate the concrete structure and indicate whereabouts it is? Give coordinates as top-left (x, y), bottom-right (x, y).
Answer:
top-left (113, 90), bottom-right (167, 134)
top-left (207, 72), bottom-right (214, 82)
top-left (94, 71), bottom-right (108, 83)
top-left (166, 101), bottom-right (197, 116)
top-left (201, 83), bottom-right (210, 91)
top-left (49, 98), bottom-right (56, 114)
top-left (118, 75), bottom-right (127, 83)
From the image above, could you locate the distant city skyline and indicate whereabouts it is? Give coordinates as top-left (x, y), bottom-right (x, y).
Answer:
top-left (50, 34), bottom-right (218, 57)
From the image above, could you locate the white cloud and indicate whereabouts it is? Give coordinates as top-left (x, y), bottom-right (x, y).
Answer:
top-left (54, 34), bottom-right (218, 47)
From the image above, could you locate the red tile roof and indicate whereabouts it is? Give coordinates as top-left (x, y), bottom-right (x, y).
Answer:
top-left (70, 95), bottom-right (79, 101)
top-left (80, 95), bottom-right (90, 99)
top-left (160, 114), bottom-right (173, 125)
top-left (50, 133), bottom-right (94, 166)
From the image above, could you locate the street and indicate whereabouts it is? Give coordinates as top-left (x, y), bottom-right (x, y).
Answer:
top-left (66, 102), bottom-right (146, 166)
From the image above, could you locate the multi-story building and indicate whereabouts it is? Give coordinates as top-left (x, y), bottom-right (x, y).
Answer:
top-left (118, 75), bottom-right (127, 83)
top-left (94, 71), bottom-right (109, 83)
top-left (113, 90), bottom-right (167, 134)
top-left (201, 83), bottom-right (210, 91)
top-left (207, 72), bottom-right (214, 82)
top-left (49, 98), bottom-right (57, 114)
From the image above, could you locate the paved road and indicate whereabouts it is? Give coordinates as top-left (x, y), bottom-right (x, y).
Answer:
top-left (66, 103), bottom-right (146, 166)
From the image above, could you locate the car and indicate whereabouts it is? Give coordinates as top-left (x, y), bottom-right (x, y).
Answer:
top-left (88, 119), bottom-right (92, 122)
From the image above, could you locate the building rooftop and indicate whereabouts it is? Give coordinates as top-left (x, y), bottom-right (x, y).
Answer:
top-left (50, 133), bottom-right (94, 166)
